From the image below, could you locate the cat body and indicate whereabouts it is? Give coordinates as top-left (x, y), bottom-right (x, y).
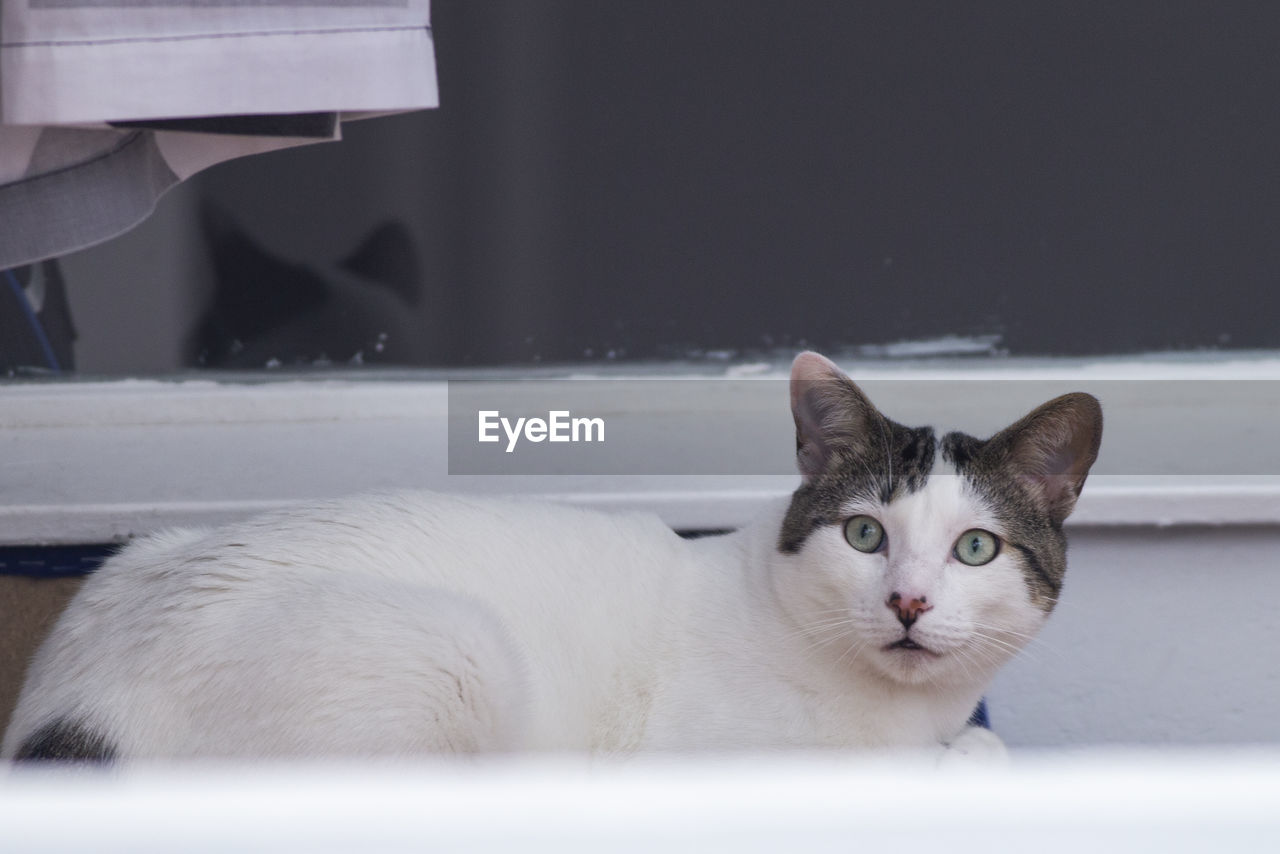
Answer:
top-left (2, 353), bottom-right (1101, 762)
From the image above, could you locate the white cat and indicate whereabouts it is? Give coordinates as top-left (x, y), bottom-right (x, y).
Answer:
top-left (2, 352), bottom-right (1101, 762)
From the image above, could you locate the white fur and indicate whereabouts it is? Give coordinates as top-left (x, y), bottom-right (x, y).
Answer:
top-left (2, 479), bottom-right (1043, 761)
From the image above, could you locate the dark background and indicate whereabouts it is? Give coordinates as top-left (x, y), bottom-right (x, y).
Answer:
top-left (188, 1), bottom-right (1280, 366)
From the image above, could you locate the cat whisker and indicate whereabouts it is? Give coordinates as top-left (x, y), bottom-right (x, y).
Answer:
top-left (966, 621), bottom-right (1042, 642)
top-left (781, 618), bottom-right (864, 660)
top-left (964, 632), bottom-right (1037, 670)
top-left (968, 622), bottom-right (1061, 662)
top-left (968, 619), bottom-right (1056, 648)
top-left (780, 616), bottom-right (858, 642)
top-left (966, 628), bottom-right (1027, 655)
top-left (947, 645), bottom-right (981, 679)
top-left (793, 628), bottom-right (857, 654)
top-left (956, 643), bottom-right (1005, 674)
top-left (965, 634), bottom-right (1031, 667)
top-left (800, 608), bottom-right (862, 620)
top-left (833, 635), bottom-right (870, 670)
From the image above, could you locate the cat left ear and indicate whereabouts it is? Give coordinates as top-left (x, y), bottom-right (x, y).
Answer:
top-left (789, 351), bottom-right (882, 481)
top-left (987, 392), bottom-right (1103, 525)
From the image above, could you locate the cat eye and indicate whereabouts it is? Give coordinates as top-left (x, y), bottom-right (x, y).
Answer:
top-left (954, 529), bottom-right (1000, 566)
top-left (844, 515), bottom-right (885, 553)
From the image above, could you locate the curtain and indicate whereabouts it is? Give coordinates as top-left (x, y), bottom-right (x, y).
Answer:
top-left (0, 0), bottom-right (437, 269)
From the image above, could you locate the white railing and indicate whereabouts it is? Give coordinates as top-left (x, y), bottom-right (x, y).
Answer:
top-left (2, 751), bottom-right (1278, 852)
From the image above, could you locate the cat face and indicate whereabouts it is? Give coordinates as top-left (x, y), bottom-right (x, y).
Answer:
top-left (776, 352), bottom-right (1102, 688)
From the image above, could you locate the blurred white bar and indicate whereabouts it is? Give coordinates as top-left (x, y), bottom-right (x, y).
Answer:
top-left (2, 751), bottom-right (1279, 852)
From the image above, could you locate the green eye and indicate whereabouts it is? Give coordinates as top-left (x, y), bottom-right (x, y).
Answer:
top-left (954, 529), bottom-right (1000, 566)
top-left (844, 515), bottom-right (885, 553)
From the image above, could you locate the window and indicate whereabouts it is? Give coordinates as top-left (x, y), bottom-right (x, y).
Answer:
top-left (5, 2), bottom-right (1280, 541)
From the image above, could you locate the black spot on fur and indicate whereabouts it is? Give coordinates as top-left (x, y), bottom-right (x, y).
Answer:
top-left (14, 718), bottom-right (117, 764)
top-left (779, 420), bottom-right (936, 554)
top-left (940, 431), bottom-right (978, 470)
top-left (1008, 542), bottom-right (1060, 601)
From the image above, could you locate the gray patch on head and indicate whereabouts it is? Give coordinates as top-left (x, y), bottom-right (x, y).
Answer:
top-left (942, 431), bottom-right (1066, 609)
top-left (778, 420), bottom-right (936, 554)
top-left (14, 718), bottom-right (118, 764)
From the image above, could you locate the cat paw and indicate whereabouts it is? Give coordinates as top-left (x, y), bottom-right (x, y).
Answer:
top-left (936, 725), bottom-right (1009, 768)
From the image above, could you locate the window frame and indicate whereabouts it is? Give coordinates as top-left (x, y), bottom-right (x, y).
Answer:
top-left (3, 355), bottom-right (1279, 546)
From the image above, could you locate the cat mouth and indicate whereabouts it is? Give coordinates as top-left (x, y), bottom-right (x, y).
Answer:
top-left (887, 637), bottom-right (938, 655)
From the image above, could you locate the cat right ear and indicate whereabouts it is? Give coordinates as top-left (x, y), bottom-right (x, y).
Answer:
top-left (789, 352), bottom-right (881, 481)
top-left (986, 392), bottom-right (1104, 525)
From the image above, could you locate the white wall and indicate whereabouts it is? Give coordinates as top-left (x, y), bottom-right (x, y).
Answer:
top-left (993, 525), bottom-right (1280, 747)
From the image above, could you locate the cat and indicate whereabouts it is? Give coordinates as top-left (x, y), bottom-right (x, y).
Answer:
top-left (189, 202), bottom-right (450, 369)
top-left (2, 352), bottom-right (1101, 762)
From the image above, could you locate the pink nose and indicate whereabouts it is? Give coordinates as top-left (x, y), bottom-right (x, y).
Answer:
top-left (888, 593), bottom-right (931, 628)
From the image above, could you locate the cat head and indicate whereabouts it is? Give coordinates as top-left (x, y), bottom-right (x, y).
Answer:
top-left (776, 351), bottom-right (1102, 688)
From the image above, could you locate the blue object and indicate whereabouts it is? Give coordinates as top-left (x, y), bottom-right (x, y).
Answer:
top-left (3, 267), bottom-right (61, 371)
top-left (0, 545), bottom-right (114, 578)
top-left (967, 698), bottom-right (991, 729)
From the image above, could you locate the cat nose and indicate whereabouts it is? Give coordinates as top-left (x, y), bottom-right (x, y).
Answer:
top-left (887, 592), bottom-right (932, 629)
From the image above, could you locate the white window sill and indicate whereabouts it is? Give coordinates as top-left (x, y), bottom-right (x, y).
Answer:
top-left (3, 353), bottom-right (1279, 546)
top-left (1, 751), bottom-right (1276, 851)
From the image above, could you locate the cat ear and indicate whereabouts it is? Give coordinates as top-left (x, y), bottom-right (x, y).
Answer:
top-left (986, 392), bottom-right (1103, 525)
top-left (789, 352), bottom-right (882, 481)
